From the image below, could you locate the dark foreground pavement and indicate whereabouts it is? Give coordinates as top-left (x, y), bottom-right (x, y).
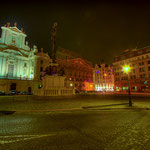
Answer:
top-left (1, 109), bottom-right (150, 150)
top-left (1, 95), bottom-right (150, 150)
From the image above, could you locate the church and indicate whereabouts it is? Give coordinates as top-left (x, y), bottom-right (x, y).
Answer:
top-left (0, 22), bottom-right (51, 93)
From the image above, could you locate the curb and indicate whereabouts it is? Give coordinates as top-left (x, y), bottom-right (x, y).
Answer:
top-left (82, 103), bottom-right (129, 109)
top-left (82, 106), bottom-right (150, 111)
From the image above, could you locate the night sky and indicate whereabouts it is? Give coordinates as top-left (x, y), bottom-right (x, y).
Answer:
top-left (0, 0), bottom-right (150, 64)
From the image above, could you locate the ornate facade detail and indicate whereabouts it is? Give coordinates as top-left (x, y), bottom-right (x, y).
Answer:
top-left (0, 23), bottom-right (37, 80)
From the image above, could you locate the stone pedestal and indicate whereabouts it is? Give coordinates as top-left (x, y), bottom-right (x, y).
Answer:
top-left (34, 75), bottom-right (75, 96)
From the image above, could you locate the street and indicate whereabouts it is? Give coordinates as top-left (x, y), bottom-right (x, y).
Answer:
top-left (0, 95), bottom-right (150, 150)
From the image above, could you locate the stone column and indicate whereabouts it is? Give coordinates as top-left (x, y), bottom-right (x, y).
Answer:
top-left (20, 36), bottom-right (23, 48)
top-left (0, 56), bottom-right (3, 76)
top-left (16, 59), bottom-right (19, 77)
top-left (13, 60), bottom-right (17, 78)
top-left (28, 60), bottom-right (31, 79)
top-left (5, 31), bottom-right (9, 45)
top-left (5, 58), bottom-right (8, 77)
top-left (1, 57), bottom-right (6, 76)
top-left (19, 59), bottom-right (23, 79)
top-left (22, 36), bottom-right (25, 49)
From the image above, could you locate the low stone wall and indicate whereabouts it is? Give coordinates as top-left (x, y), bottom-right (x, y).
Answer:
top-left (34, 88), bottom-right (75, 96)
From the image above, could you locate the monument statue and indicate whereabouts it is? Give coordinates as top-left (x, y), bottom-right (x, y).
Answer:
top-left (34, 23), bottom-right (74, 96)
top-left (44, 22), bottom-right (61, 75)
top-left (51, 22), bottom-right (57, 63)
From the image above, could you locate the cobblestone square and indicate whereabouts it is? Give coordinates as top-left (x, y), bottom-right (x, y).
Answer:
top-left (0, 95), bottom-right (150, 150)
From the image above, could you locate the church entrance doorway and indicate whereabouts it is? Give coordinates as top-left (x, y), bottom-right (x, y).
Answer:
top-left (28, 87), bottom-right (32, 93)
top-left (10, 83), bottom-right (16, 91)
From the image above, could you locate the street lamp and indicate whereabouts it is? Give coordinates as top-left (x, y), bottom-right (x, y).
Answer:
top-left (123, 65), bottom-right (132, 107)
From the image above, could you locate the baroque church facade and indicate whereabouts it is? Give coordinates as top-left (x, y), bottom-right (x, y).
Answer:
top-left (0, 23), bottom-right (51, 93)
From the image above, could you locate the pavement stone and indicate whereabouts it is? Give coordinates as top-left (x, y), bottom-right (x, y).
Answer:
top-left (0, 95), bottom-right (150, 149)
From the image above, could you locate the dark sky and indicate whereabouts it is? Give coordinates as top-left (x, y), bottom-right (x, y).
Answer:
top-left (0, 0), bottom-right (150, 64)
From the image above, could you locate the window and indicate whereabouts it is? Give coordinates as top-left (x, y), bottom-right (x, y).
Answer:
top-left (79, 72), bottom-right (81, 77)
top-left (139, 62), bottom-right (144, 66)
top-left (122, 77), bottom-right (127, 80)
top-left (70, 71), bottom-right (72, 76)
top-left (12, 36), bottom-right (16, 45)
top-left (74, 72), bottom-right (76, 77)
top-left (40, 67), bottom-right (43, 72)
top-left (131, 75), bottom-right (136, 79)
top-left (140, 74), bottom-right (146, 78)
top-left (41, 60), bottom-right (43, 64)
top-left (132, 69), bottom-right (135, 73)
top-left (139, 67), bottom-right (145, 72)
top-left (40, 75), bottom-right (42, 80)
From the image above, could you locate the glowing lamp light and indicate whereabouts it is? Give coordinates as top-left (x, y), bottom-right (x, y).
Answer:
top-left (96, 71), bottom-right (99, 74)
top-left (70, 83), bottom-right (73, 87)
top-left (90, 84), bottom-right (93, 88)
top-left (123, 65), bottom-right (130, 73)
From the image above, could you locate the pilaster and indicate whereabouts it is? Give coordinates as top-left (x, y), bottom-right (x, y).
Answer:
top-left (0, 56), bottom-right (3, 76)
top-left (2, 57), bottom-right (6, 76)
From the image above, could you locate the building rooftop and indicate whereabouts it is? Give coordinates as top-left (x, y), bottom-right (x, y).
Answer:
top-left (113, 46), bottom-right (150, 62)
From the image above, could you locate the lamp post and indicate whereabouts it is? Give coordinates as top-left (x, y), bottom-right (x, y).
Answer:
top-left (123, 65), bottom-right (132, 107)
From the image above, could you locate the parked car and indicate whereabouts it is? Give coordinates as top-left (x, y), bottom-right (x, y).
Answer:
top-left (17, 91), bottom-right (27, 95)
top-left (0, 91), bottom-right (5, 95)
top-left (8, 90), bottom-right (18, 95)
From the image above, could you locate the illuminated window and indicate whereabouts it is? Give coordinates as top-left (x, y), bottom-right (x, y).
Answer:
top-left (38, 84), bottom-right (42, 88)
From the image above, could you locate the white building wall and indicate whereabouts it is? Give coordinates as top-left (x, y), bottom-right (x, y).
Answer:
top-left (0, 25), bottom-right (37, 80)
top-left (2, 57), bottom-right (6, 76)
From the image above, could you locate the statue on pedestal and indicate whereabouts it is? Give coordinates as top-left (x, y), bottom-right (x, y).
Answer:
top-left (51, 22), bottom-right (57, 63)
top-left (44, 22), bottom-right (65, 76)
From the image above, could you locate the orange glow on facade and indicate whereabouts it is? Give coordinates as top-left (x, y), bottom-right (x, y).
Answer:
top-left (82, 81), bottom-right (94, 91)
